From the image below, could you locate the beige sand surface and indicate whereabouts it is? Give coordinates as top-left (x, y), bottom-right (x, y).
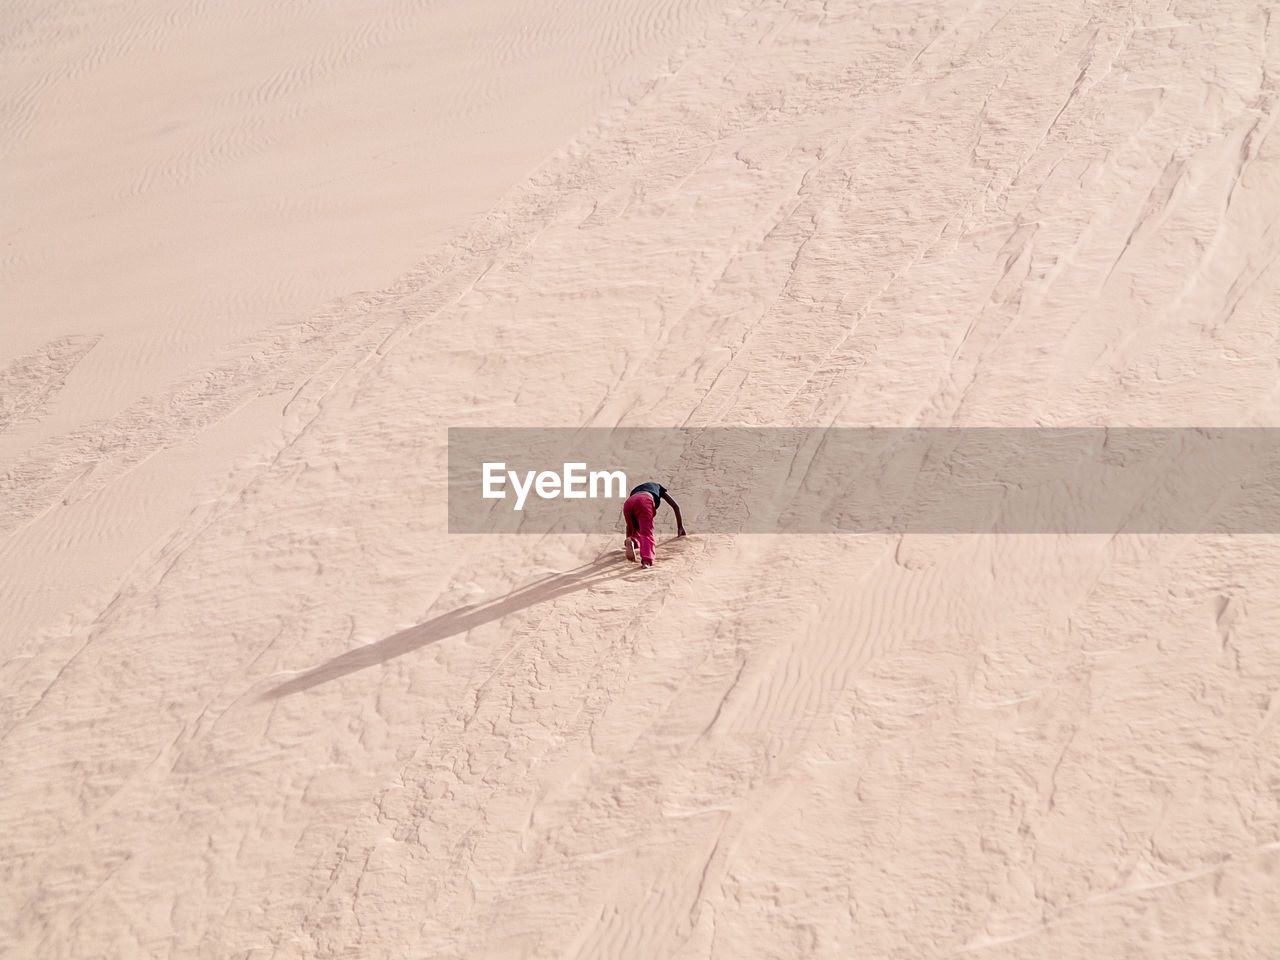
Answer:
top-left (4, 0), bottom-right (1280, 957)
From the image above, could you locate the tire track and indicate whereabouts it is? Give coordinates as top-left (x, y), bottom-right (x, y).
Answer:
top-left (0, 334), bottom-right (100, 434)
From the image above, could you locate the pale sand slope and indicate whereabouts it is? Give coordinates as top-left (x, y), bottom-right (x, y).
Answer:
top-left (4, 0), bottom-right (1280, 957)
top-left (0, 0), bottom-right (725, 642)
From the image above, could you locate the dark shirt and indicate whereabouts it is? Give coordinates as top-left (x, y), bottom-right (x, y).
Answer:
top-left (630, 481), bottom-right (666, 511)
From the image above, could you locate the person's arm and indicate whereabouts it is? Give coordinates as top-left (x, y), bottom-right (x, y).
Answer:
top-left (661, 492), bottom-right (686, 536)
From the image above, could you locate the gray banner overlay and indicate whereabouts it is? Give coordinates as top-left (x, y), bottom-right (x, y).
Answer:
top-left (448, 428), bottom-right (1280, 534)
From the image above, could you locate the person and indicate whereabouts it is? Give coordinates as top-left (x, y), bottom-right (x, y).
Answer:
top-left (622, 481), bottom-right (685, 568)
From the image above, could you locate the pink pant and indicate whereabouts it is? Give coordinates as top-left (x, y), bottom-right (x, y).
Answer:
top-left (623, 492), bottom-right (656, 563)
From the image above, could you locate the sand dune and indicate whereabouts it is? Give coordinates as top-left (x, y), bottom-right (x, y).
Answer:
top-left (4, 0), bottom-right (1280, 957)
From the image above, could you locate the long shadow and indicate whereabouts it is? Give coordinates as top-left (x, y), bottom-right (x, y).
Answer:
top-left (261, 551), bottom-right (636, 699)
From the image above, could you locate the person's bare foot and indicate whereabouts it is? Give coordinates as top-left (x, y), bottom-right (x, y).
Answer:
top-left (624, 537), bottom-right (638, 561)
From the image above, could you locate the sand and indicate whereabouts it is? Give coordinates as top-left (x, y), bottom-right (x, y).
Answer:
top-left (3, 0), bottom-right (1279, 957)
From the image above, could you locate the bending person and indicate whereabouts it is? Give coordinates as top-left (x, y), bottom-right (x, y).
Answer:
top-left (622, 481), bottom-right (686, 568)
